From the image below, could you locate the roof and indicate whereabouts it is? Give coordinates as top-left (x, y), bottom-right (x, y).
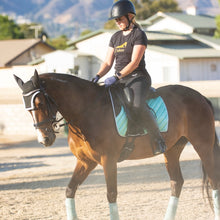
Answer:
top-left (191, 33), bottom-right (220, 49)
top-left (0, 39), bottom-right (54, 67)
top-left (164, 13), bottom-right (216, 29)
top-left (28, 50), bottom-right (92, 65)
top-left (68, 29), bottom-right (193, 49)
top-left (143, 12), bottom-right (216, 30)
top-left (68, 29), bottom-right (115, 47)
top-left (66, 28), bottom-right (220, 59)
top-left (68, 28), bottom-right (219, 47)
top-left (146, 31), bottom-right (192, 41)
top-left (148, 45), bottom-right (220, 59)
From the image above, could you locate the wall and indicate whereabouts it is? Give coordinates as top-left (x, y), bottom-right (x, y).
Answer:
top-left (76, 32), bottom-right (112, 60)
top-left (0, 66), bottom-right (40, 88)
top-left (0, 104), bottom-right (35, 135)
top-left (9, 43), bottom-right (54, 66)
top-left (75, 32), bottom-right (116, 78)
top-left (146, 49), bottom-right (180, 83)
top-left (42, 50), bottom-right (75, 73)
top-left (147, 17), bottom-right (193, 34)
top-left (180, 58), bottom-right (220, 81)
top-left (0, 66), bottom-right (43, 136)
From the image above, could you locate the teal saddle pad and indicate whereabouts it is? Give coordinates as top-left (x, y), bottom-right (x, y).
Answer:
top-left (109, 88), bottom-right (169, 137)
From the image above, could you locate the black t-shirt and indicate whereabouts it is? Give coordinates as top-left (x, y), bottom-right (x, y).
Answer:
top-left (109, 26), bottom-right (148, 73)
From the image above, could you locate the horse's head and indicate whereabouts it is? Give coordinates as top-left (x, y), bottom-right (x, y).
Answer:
top-left (14, 70), bottom-right (57, 147)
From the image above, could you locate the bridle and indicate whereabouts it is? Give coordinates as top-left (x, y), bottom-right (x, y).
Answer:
top-left (23, 87), bottom-right (64, 133)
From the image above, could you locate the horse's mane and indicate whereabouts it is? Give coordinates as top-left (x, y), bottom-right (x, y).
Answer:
top-left (40, 73), bottom-right (91, 86)
top-left (38, 73), bottom-right (106, 103)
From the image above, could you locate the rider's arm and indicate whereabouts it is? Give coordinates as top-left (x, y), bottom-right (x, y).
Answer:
top-left (96, 47), bottom-right (115, 78)
top-left (117, 45), bottom-right (146, 79)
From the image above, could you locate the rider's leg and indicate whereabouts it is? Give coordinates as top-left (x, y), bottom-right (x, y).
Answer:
top-left (134, 105), bottom-right (167, 154)
top-left (130, 76), bottom-right (167, 155)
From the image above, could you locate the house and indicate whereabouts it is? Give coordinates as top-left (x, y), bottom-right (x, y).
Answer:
top-left (0, 38), bottom-right (55, 67)
top-left (27, 30), bottom-right (114, 80)
top-left (67, 13), bottom-right (220, 119)
top-left (140, 11), bottom-right (217, 36)
top-left (67, 29), bottom-right (220, 84)
top-left (29, 49), bottom-right (97, 80)
top-left (25, 13), bottom-right (220, 85)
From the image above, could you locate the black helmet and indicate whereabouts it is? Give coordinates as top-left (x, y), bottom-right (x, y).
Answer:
top-left (109, 0), bottom-right (136, 20)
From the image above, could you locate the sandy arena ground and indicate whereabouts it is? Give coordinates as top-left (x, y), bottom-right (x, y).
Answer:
top-left (0, 134), bottom-right (215, 220)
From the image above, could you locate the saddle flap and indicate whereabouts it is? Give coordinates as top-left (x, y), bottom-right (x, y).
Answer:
top-left (109, 87), bottom-right (169, 137)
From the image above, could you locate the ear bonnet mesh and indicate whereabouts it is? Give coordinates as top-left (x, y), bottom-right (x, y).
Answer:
top-left (22, 80), bottom-right (40, 110)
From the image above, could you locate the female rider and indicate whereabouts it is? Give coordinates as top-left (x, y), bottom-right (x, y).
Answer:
top-left (92, 0), bottom-right (166, 155)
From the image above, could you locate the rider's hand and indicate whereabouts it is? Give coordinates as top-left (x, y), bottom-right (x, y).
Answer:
top-left (92, 75), bottom-right (100, 83)
top-left (104, 76), bottom-right (118, 88)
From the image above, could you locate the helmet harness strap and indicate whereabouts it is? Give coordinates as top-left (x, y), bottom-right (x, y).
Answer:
top-left (123, 15), bottom-right (134, 31)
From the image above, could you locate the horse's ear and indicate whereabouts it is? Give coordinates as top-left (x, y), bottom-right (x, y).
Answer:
top-left (13, 74), bottom-right (24, 90)
top-left (32, 69), bottom-right (41, 88)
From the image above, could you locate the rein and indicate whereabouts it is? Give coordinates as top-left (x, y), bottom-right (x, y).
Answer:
top-left (27, 81), bottom-right (108, 139)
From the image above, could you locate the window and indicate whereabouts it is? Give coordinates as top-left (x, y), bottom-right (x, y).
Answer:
top-left (211, 64), bottom-right (217, 72)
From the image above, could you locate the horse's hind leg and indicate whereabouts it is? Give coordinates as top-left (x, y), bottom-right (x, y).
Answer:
top-left (189, 124), bottom-right (220, 219)
top-left (163, 137), bottom-right (188, 220)
top-left (65, 159), bottom-right (97, 220)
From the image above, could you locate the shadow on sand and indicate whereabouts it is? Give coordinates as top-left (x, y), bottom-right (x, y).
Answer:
top-left (0, 159), bottom-right (202, 191)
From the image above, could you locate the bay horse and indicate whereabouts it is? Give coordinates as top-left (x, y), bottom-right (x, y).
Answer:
top-left (14, 70), bottom-right (220, 220)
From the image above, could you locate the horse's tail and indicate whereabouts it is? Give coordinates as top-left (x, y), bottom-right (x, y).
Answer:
top-left (202, 97), bottom-right (220, 209)
top-left (202, 132), bottom-right (220, 210)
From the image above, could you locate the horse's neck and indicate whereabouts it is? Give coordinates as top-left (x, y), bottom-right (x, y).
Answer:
top-left (45, 75), bottom-right (106, 124)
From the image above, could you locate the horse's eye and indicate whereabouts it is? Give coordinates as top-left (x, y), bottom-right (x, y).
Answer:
top-left (37, 103), bottom-right (44, 109)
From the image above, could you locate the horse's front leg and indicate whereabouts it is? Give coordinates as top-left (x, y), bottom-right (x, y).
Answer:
top-left (103, 156), bottom-right (119, 220)
top-left (66, 159), bottom-right (97, 220)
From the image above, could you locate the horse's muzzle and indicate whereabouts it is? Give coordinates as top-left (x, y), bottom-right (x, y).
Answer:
top-left (40, 136), bottom-right (55, 147)
top-left (37, 130), bottom-right (56, 147)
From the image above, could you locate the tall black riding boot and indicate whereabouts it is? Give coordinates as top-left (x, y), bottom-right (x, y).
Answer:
top-left (139, 106), bottom-right (167, 155)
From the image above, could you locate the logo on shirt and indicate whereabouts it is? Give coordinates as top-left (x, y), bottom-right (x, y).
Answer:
top-left (115, 42), bottom-right (127, 52)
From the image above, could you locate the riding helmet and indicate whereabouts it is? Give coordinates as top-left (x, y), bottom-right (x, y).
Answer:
top-left (109, 0), bottom-right (136, 20)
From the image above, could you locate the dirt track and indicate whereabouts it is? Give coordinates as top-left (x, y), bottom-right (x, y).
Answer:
top-left (0, 135), bottom-right (214, 220)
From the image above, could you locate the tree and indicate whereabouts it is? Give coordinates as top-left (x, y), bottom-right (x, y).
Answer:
top-left (214, 0), bottom-right (220, 38)
top-left (47, 35), bottom-right (68, 50)
top-left (150, 0), bottom-right (181, 16)
top-left (0, 15), bottom-right (24, 39)
top-left (104, 0), bottom-right (181, 29)
top-left (80, 29), bottom-right (92, 36)
top-left (19, 23), bottom-right (43, 39)
top-left (104, 20), bottom-right (117, 30)
top-left (135, 0), bottom-right (181, 20)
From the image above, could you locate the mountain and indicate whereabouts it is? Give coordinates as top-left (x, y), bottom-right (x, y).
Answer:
top-left (177, 0), bottom-right (220, 16)
top-left (0, 0), bottom-right (113, 38)
top-left (0, 0), bottom-right (219, 39)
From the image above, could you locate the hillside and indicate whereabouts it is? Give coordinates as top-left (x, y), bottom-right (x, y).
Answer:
top-left (0, 0), bottom-right (219, 38)
top-left (0, 0), bottom-right (112, 38)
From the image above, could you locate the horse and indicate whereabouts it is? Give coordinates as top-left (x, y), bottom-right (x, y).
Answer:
top-left (14, 70), bottom-right (220, 220)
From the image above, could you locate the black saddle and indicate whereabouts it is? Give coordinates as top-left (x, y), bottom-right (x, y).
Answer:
top-left (109, 85), bottom-right (159, 137)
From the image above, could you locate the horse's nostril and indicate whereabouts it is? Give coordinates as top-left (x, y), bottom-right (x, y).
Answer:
top-left (44, 137), bottom-right (50, 145)
top-left (39, 137), bottom-right (50, 146)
